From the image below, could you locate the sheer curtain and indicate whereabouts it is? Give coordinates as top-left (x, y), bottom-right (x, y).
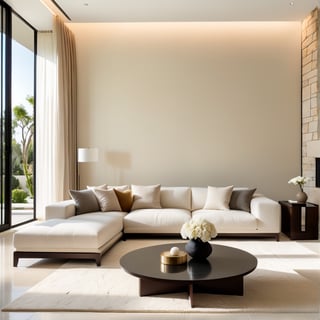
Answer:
top-left (36, 17), bottom-right (77, 219)
top-left (36, 30), bottom-right (60, 219)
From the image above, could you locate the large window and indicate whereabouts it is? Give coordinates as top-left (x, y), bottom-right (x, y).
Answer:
top-left (0, 2), bottom-right (11, 231)
top-left (11, 13), bottom-right (35, 226)
top-left (0, 2), bottom-right (36, 231)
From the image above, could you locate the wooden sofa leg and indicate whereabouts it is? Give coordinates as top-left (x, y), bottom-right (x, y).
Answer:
top-left (13, 252), bottom-right (19, 267)
top-left (96, 256), bottom-right (101, 267)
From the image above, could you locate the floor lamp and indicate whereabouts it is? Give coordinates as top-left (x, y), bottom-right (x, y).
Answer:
top-left (77, 147), bottom-right (99, 189)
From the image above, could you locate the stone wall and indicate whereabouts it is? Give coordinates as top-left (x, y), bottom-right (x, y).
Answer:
top-left (302, 8), bottom-right (320, 237)
top-left (302, 8), bottom-right (320, 188)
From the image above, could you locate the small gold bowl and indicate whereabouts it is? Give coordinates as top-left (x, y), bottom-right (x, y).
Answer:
top-left (160, 250), bottom-right (187, 265)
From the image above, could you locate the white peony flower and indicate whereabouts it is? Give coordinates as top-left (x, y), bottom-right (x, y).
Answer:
top-left (180, 218), bottom-right (217, 242)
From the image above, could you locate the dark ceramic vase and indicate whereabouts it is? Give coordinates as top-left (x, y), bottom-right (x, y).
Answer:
top-left (185, 239), bottom-right (212, 260)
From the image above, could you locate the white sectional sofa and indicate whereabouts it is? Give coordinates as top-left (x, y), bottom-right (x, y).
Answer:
top-left (13, 185), bottom-right (281, 266)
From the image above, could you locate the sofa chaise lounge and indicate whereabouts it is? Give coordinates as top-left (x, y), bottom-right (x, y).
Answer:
top-left (13, 185), bottom-right (281, 266)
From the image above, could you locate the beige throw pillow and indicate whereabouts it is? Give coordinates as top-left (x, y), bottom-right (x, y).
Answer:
top-left (108, 185), bottom-right (130, 192)
top-left (203, 185), bottom-right (234, 210)
top-left (93, 188), bottom-right (122, 212)
top-left (87, 184), bottom-right (108, 190)
top-left (131, 184), bottom-right (161, 210)
top-left (87, 184), bottom-right (129, 191)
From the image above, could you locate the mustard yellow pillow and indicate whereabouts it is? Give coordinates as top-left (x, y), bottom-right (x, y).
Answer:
top-left (114, 189), bottom-right (133, 212)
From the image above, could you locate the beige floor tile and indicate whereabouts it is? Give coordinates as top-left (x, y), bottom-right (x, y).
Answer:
top-left (1, 228), bottom-right (320, 320)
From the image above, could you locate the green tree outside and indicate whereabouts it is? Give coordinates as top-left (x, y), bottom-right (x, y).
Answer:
top-left (12, 95), bottom-right (34, 198)
top-left (12, 140), bottom-right (24, 175)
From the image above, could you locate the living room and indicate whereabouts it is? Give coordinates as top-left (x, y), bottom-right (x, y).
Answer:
top-left (1, 0), bottom-right (320, 319)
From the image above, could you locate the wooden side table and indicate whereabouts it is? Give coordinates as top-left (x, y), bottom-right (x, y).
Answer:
top-left (279, 201), bottom-right (319, 240)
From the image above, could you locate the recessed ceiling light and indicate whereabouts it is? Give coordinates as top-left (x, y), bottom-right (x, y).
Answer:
top-left (289, 1), bottom-right (295, 6)
top-left (84, 3), bottom-right (89, 6)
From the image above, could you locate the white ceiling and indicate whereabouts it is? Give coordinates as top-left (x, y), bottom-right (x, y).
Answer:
top-left (5, 0), bottom-right (320, 31)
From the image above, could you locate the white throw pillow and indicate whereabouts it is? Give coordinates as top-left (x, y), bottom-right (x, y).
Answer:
top-left (131, 184), bottom-right (161, 210)
top-left (203, 185), bottom-right (234, 210)
top-left (87, 184), bottom-right (129, 191)
top-left (92, 188), bottom-right (122, 212)
top-left (108, 185), bottom-right (130, 192)
top-left (87, 184), bottom-right (108, 190)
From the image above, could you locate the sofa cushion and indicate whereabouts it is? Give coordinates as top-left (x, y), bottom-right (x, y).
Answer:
top-left (69, 189), bottom-right (100, 215)
top-left (131, 184), bottom-right (161, 210)
top-left (124, 208), bottom-right (191, 234)
top-left (93, 188), bottom-right (122, 212)
top-left (192, 209), bottom-right (257, 233)
top-left (203, 186), bottom-right (233, 210)
top-left (229, 188), bottom-right (256, 212)
top-left (160, 187), bottom-right (191, 210)
top-left (114, 189), bottom-right (133, 212)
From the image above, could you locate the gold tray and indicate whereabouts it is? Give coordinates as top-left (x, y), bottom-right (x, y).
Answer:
top-left (160, 250), bottom-right (187, 265)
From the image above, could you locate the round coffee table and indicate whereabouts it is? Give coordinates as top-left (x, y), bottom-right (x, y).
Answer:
top-left (120, 242), bottom-right (257, 307)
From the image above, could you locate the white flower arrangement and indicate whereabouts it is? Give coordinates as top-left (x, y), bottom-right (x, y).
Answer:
top-left (288, 176), bottom-right (310, 191)
top-left (180, 218), bottom-right (217, 242)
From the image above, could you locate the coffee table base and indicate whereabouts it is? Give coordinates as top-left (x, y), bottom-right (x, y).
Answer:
top-left (140, 275), bottom-right (244, 307)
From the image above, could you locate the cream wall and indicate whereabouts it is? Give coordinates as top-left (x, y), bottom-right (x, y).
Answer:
top-left (68, 22), bottom-right (301, 200)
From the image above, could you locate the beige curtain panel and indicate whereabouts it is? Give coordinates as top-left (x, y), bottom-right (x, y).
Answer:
top-left (36, 17), bottom-right (77, 219)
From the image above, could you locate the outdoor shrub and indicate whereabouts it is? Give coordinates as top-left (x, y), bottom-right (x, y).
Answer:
top-left (11, 176), bottom-right (20, 190)
top-left (12, 188), bottom-right (28, 203)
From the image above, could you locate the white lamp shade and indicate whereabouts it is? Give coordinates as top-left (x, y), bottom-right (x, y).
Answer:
top-left (307, 141), bottom-right (320, 157)
top-left (78, 148), bottom-right (99, 162)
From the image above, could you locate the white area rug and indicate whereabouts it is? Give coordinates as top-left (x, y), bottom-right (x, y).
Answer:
top-left (3, 239), bottom-right (320, 313)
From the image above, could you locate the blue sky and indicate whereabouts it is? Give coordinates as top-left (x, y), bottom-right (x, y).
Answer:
top-left (12, 39), bottom-right (34, 111)
top-left (11, 39), bottom-right (34, 143)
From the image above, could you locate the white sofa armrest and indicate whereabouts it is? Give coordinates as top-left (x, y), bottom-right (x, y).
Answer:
top-left (45, 200), bottom-right (76, 220)
top-left (250, 195), bottom-right (281, 233)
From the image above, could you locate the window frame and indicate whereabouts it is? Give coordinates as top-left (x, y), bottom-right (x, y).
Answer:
top-left (0, 0), bottom-right (37, 231)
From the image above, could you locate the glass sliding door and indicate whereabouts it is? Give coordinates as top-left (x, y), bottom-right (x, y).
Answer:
top-left (0, 2), bottom-right (36, 231)
top-left (0, 2), bottom-right (11, 231)
top-left (11, 13), bottom-right (36, 226)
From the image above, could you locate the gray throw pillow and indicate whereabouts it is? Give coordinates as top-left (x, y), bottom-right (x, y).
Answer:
top-left (69, 189), bottom-right (100, 215)
top-left (229, 188), bottom-right (256, 212)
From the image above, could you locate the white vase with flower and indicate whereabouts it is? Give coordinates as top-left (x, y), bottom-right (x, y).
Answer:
top-left (288, 176), bottom-right (310, 203)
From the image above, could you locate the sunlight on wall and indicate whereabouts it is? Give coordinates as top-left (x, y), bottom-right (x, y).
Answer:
top-left (69, 22), bottom-right (301, 200)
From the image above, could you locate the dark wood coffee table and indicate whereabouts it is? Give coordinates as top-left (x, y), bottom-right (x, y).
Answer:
top-left (120, 242), bottom-right (257, 307)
